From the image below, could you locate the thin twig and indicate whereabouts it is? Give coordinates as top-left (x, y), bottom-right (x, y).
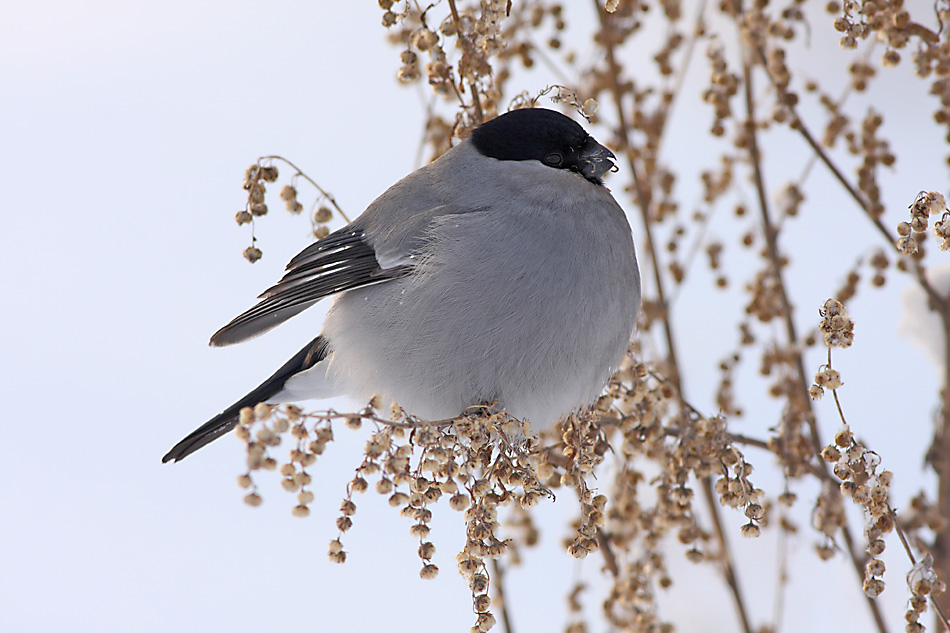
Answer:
top-left (773, 502), bottom-right (791, 632)
top-left (447, 0), bottom-right (485, 123)
top-left (701, 477), bottom-right (754, 633)
top-left (523, 38), bottom-right (573, 85)
top-left (740, 59), bottom-right (811, 427)
top-left (653, 0), bottom-right (709, 161)
top-left (258, 155), bottom-right (351, 223)
top-left (597, 528), bottom-right (621, 577)
top-left (726, 432), bottom-right (772, 452)
top-left (739, 50), bottom-right (890, 633)
top-left (491, 558), bottom-right (515, 633)
top-left (781, 42), bottom-right (873, 221)
top-left (750, 48), bottom-right (950, 313)
top-left (645, 368), bottom-right (773, 452)
top-left (936, 301), bottom-right (950, 625)
top-left (447, 0), bottom-right (461, 29)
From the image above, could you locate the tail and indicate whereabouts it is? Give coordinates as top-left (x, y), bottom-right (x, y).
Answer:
top-left (162, 336), bottom-right (330, 463)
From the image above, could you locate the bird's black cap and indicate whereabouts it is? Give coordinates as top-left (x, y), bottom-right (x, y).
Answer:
top-left (470, 108), bottom-right (614, 184)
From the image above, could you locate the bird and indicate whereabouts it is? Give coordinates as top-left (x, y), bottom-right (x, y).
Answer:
top-left (163, 107), bottom-right (641, 463)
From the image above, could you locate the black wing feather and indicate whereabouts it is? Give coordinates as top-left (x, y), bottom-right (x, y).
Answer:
top-left (209, 228), bottom-right (411, 347)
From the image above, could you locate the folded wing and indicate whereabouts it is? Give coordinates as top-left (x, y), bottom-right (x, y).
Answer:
top-left (210, 228), bottom-right (412, 347)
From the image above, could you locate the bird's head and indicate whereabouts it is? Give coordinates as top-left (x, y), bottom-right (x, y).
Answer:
top-left (470, 108), bottom-right (616, 185)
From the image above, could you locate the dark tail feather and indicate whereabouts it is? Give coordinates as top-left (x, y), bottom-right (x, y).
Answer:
top-left (162, 336), bottom-right (330, 463)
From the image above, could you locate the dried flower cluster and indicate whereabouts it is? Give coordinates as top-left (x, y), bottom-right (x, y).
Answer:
top-left (818, 298), bottom-right (855, 349)
top-left (237, 164), bottom-right (279, 262)
top-left (235, 398), bottom-right (614, 632)
top-left (897, 191), bottom-right (949, 255)
top-left (580, 357), bottom-right (766, 631)
top-left (230, 350), bottom-right (776, 633)
top-left (821, 425), bottom-right (894, 597)
top-left (899, 493), bottom-right (950, 632)
top-left (234, 157), bottom-right (347, 263)
top-left (903, 554), bottom-right (946, 633)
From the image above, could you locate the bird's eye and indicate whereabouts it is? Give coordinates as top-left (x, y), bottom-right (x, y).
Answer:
top-left (543, 153), bottom-right (563, 166)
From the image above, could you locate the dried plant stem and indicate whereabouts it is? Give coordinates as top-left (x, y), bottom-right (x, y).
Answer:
top-left (747, 50), bottom-right (877, 236)
top-left (258, 155), bottom-right (351, 223)
top-left (789, 46), bottom-right (867, 195)
top-left (752, 48), bottom-right (949, 313)
top-left (522, 38), bottom-right (571, 85)
top-left (447, 0), bottom-right (484, 123)
top-left (491, 558), bottom-right (514, 633)
top-left (701, 476), bottom-right (753, 633)
top-left (447, 1), bottom-right (461, 36)
top-left (645, 370), bottom-right (773, 453)
top-left (596, 528), bottom-right (621, 577)
top-left (937, 330), bottom-right (950, 622)
top-left (653, 0), bottom-right (708, 162)
top-left (740, 55), bottom-right (889, 633)
top-left (740, 59), bottom-right (809, 433)
top-left (792, 115), bottom-right (879, 233)
top-left (725, 432), bottom-right (771, 453)
top-left (292, 407), bottom-right (455, 432)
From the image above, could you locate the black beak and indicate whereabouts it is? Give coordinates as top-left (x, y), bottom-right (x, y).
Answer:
top-left (579, 140), bottom-right (616, 180)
